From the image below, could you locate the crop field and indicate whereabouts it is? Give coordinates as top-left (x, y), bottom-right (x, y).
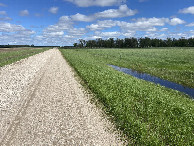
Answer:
top-left (0, 48), bottom-right (50, 67)
top-left (60, 48), bottom-right (194, 145)
top-left (83, 48), bottom-right (194, 88)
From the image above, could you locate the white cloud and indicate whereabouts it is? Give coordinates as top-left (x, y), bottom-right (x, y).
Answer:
top-left (43, 31), bottom-right (64, 36)
top-left (87, 17), bottom-right (169, 32)
top-left (0, 22), bottom-right (35, 45)
top-left (45, 16), bottom-right (73, 33)
top-left (0, 17), bottom-right (12, 21)
top-left (71, 5), bottom-right (137, 22)
top-left (0, 3), bottom-right (6, 7)
top-left (87, 20), bottom-right (117, 30)
top-left (67, 28), bottom-right (87, 36)
top-left (0, 22), bottom-right (26, 32)
top-left (71, 13), bottom-right (94, 22)
top-left (117, 17), bottom-right (169, 33)
top-left (179, 6), bottom-right (194, 14)
top-left (95, 31), bottom-right (121, 38)
top-left (186, 22), bottom-right (194, 27)
top-left (43, 16), bottom-right (86, 37)
top-left (168, 18), bottom-right (185, 26)
top-left (64, 0), bottom-right (126, 7)
top-left (49, 7), bottom-right (59, 14)
top-left (19, 10), bottom-right (29, 16)
top-left (131, 17), bottom-right (168, 27)
top-left (91, 31), bottom-right (122, 39)
top-left (87, 17), bottom-right (186, 39)
top-left (160, 28), bottom-right (168, 31)
top-left (95, 5), bottom-right (137, 18)
top-left (36, 15), bottom-right (87, 45)
top-left (0, 11), bottom-right (6, 15)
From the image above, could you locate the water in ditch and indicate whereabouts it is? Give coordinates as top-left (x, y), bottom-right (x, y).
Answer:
top-left (109, 64), bottom-right (194, 99)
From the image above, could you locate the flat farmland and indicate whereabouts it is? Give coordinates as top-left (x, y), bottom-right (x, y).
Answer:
top-left (84, 48), bottom-right (194, 88)
top-left (0, 47), bottom-right (50, 67)
top-left (60, 48), bottom-right (194, 145)
top-left (0, 47), bottom-right (39, 52)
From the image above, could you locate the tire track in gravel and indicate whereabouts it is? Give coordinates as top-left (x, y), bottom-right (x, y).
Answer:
top-left (0, 49), bottom-right (125, 145)
top-left (0, 49), bottom-right (53, 143)
top-left (0, 55), bottom-right (53, 145)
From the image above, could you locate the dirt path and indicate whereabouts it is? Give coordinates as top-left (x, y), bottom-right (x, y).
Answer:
top-left (0, 49), bottom-right (124, 145)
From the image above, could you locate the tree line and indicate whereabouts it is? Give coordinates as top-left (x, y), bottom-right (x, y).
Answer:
top-left (0, 45), bottom-right (31, 48)
top-left (0, 45), bottom-right (60, 48)
top-left (73, 37), bottom-right (194, 48)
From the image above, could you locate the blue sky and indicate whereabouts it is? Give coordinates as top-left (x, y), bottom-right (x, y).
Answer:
top-left (0, 0), bottom-right (194, 46)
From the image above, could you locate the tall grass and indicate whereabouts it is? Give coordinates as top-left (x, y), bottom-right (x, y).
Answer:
top-left (60, 49), bottom-right (194, 145)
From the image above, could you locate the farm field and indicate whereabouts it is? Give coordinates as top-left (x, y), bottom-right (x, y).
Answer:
top-left (0, 47), bottom-right (50, 67)
top-left (80, 48), bottom-right (194, 88)
top-left (60, 48), bottom-right (194, 145)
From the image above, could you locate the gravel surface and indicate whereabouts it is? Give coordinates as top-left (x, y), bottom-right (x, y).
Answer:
top-left (0, 49), bottom-right (124, 145)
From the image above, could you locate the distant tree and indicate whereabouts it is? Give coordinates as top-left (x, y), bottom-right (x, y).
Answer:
top-left (115, 38), bottom-right (124, 48)
top-left (73, 43), bottom-right (78, 47)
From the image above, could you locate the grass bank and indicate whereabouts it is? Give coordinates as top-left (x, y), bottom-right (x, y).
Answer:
top-left (0, 48), bottom-right (50, 67)
top-left (60, 49), bottom-right (194, 145)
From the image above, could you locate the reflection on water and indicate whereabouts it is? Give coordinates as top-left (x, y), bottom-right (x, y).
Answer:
top-left (109, 65), bottom-right (194, 99)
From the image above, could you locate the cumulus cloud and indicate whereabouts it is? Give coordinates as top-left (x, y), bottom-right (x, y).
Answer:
top-left (0, 17), bottom-right (12, 21)
top-left (64, 0), bottom-right (126, 7)
top-left (95, 31), bottom-right (121, 38)
top-left (86, 17), bottom-right (186, 38)
top-left (117, 17), bottom-right (169, 33)
top-left (43, 31), bottom-right (64, 36)
top-left (179, 6), bottom-right (194, 14)
top-left (0, 11), bottom-right (6, 15)
top-left (0, 22), bottom-right (35, 45)
top-left (186, 22), bottom-right (194, 27)
top-left (71, 13), bottom-right (94, 22)
top-left (49, 7), bottom-right (59, 14)
top-left (87, 20), bottom-right (117, 30)
top-left (95, 5), bottom-right (137, 18)
top-left (86, 17), bottom-right (168, 33)
top-left (31, 15), bottom-right (90, 46)
top-left (0, 3), bottom-right (6, 7)
top-left (0, 11), bottom-right (12, 21)
top-left (67, 28), bottom-right (87, 36)
top-left (87, 17), bottom-right (186, 35)
top-left (0, 22), bottom-right (25, 32)
top-left (40, 15), bottom-right (87, 44)
top-left (168, 18), bottom-right (185, 25)
top-left (19, 10), bottom-right (29, 16)
top-left (71, 5), bottom-right (137, 22)
top-left (44, 16), bottom-right (73, 33)
top-left (160, 28), bottom-right (168, 31)
top-left (130, 17), bottom-right (168, 27)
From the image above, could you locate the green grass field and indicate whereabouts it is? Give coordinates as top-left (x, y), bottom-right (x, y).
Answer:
top-left (60, 48), bottom-right (194, 145)
top-left (0, 48), bottom-right (50, 67)
top-left (86, 48), bottom-right (194, 88)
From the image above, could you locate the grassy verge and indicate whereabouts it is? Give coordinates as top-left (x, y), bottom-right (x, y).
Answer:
top-left (0, 48), bottom-right (50, 67)
top-left (60, 49), bottom-right (194, 145)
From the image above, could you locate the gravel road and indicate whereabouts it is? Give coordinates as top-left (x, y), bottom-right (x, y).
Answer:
top-left (0, 49), bottom-right (124, 145)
